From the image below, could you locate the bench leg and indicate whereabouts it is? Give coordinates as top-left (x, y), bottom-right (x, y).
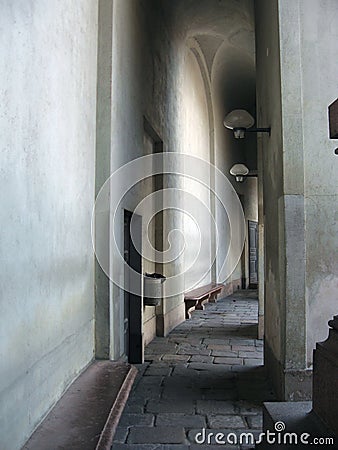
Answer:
top-left (209, 292), bottom-right (217, 303)
top-left (185, 299), bottom-right (197, 319)
top-left (195, 296), bottom-right (210, 310)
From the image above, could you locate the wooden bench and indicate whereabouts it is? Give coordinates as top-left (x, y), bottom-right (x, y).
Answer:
top-left (23, 360), bottom-right (137, 450)
top-left (184, 283), bottom-right (223, 319)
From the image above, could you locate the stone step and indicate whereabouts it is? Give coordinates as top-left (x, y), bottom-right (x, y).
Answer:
top-left (260, 401), bottom-right (337, 449)
top-left (23, 360), bottom-right (137, 450)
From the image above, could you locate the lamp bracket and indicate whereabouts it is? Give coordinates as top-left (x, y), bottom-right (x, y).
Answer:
top-left (246, 170), bottom-right (258, 177)
top-left (245, 127), bottom-right (271, 136)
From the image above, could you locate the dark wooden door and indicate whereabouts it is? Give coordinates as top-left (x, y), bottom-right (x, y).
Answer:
top-left (248, 220), bottom-right (258, 288)
top-left (124, 210), bottom-right (143, 363)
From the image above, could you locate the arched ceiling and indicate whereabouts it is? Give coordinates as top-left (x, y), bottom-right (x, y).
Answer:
top-left (165, 0), bottom-right (257, 169)
top-left (164, 0), bottom-right (256, 111)
top-left (167, 0), bottom-right (255, 40)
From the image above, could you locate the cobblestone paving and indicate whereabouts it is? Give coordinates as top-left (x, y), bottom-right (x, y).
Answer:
top-left (112, 290), bottom-right (275, 449)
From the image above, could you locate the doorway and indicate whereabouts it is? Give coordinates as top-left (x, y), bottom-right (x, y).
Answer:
top-left (248, 220), bottom-right (258, 288)
top-left (123, 210), bottom-right (143, 363)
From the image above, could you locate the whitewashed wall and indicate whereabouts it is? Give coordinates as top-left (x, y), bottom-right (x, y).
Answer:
top-left (0, 1), bottom-right (98, 448)
top-left (181, 48), bottom-right (212, 290)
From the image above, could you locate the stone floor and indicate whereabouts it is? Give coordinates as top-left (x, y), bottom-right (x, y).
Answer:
top-left (112, 290), bottom-right (275, 449)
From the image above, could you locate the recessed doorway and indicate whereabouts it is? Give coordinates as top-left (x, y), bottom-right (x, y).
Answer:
top-left (248, 220), bottom-right (258, 289)
top-left (123, 210), bottom-right (143, 363)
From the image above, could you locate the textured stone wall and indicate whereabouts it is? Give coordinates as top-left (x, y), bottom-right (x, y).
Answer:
top-left (255, 0), bottom-right (288, 399)
top-left (0, 1), bottom-right (98, 448)
top-left (256, 0), bottom-right (338, 399)
top-left (299, 0), bottom-right (338, 364)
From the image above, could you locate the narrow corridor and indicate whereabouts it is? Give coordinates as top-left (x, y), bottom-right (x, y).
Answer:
top-left (112, 290), bottom-right (275, 449)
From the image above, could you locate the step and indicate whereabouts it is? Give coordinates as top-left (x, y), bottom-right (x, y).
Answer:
top-left (260, 401), bottom-right (337, 449)
top-left (23, 360), bottom-right (137, 450)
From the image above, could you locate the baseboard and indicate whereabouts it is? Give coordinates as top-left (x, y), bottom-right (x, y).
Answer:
top-left (156, 302), bottom-right (185, 337)
top-left (143, 315), bottom-right (156, 347)
top-left (265, 340), bottom-right (312, 401)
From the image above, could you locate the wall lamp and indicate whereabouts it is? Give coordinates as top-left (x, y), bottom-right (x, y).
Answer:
top-left (223, 109), bottom-right (271, 139)
top-left (230, 163), bottom-right (258, 182)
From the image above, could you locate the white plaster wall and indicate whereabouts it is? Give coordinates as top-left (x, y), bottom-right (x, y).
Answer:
top-left (181, 48), bottom-right (212, 290)
top-left (142, 133), bottom-right (156, 345)
top-left (0, 1), bottom-right (98, 448)
top-left (140, 0), bottom-right (257, 323)
top-left (101, 0), bottom-right (259, 349)
top-left (110, 0), bottom-right (148, 357)
top-left (212, 42), bottom-right (256, 287)
top-left (109, 0), bottom-right (187, 346)
top-left (95, 0), bottom-right (114, 360)
top-left (298, 0), bottom-right (338, 364)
